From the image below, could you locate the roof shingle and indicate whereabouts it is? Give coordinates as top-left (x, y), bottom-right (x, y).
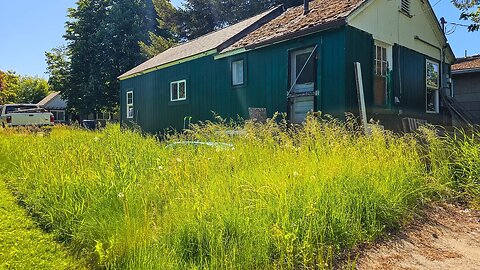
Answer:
top-left (452, 55), bottom-right (480, 71)
top-left (223, 0), bottom-right (366, 52)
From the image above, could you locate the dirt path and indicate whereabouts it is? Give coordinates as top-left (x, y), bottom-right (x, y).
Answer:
top-left (355, 203), bottom-right (480, 270)
top-left (0, 180), bottom-right (84, 270)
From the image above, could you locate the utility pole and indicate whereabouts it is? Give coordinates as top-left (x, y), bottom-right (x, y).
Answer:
top-left (440, 17), bottom-right (447, 33)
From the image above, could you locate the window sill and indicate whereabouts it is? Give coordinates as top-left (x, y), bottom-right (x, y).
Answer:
top-left (231, 84), bottom-right (246, 90)
top-left (169, 100), bottom-right (189, 106)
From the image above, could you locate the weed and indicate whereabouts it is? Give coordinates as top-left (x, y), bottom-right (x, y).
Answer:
top-left (0, 119), bottom-right (477, 269)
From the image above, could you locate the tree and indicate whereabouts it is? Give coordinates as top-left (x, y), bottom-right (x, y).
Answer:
top-left (452, 0), bottom-right (480, 31)
top-left (14, 76), bottom-right (50, 104)
top-left (139, 0), bottom-right (178, 58)
top-left (64, 0), bottom-right (110, 115)
top-left (139, 32), bottom-right (176, 58)
top-left (64, 0), bottom-right (156, 116)
top-left (100, 0), bottom-right (158, 112)
top-left (45, 46), bottom-right (71, 92)
top-left (142, 0), bottom-right (304, 52)
top-left (175, 0), bottom-right (303, 40)
top-left (0, 71), bottom-right (19, 104)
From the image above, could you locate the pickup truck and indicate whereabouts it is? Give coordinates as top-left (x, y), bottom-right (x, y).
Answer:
top-left (0, 104), bottom-right (54, 128)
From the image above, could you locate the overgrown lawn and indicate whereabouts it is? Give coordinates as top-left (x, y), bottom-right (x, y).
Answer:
top-left (0, 118), bottom-right (478, 269)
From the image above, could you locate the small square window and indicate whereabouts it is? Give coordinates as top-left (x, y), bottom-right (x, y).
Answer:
top-left (232, 60), bottom-right (244, 86)
top-left (170, 80), bottom-right (187, 101)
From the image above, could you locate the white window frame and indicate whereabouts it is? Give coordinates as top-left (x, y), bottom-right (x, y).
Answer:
top-left (170, 80), bottom-right (187, 102)
top-left (126, 91), bottom-right (134, 119)
top-left (426, 60), bottom-right (440, 114)
top-left (374, 44), bottom-right (390, 77)
top-left (50, 110), bottom-right (66, 123)
top-left (232, 60), bottom-right (244, 86)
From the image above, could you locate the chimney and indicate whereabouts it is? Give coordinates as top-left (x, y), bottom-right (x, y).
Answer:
top-left (304, 0), bottom-right (309, 15)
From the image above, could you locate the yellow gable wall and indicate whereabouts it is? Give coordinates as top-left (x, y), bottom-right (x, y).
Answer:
top-left (348, 0), bottom-right (454, 64)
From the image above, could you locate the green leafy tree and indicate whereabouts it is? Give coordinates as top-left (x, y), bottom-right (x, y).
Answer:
top-left (64, 0), bottom-right (110, 115)
top-left (175, 0), bottom-right (303, 40)
top-left (452, 0), bottom-right (480, 31)
top-left (14, 76), bottom-right (50, 104)
top-left (45, 46), bottom-right (71, 92)
top-left (139, 0), bottom-right (178, 58)
top-left (142, 0), bottom-right (303, 54)
top-left (64, 0), bottom-right (156, 116)
top-left (0, 71), bottom-right (19, 104)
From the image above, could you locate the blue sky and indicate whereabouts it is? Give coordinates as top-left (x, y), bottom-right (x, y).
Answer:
top-left (0, 0), bottom-right (478, 78)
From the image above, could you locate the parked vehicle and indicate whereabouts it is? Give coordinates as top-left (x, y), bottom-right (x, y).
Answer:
top-left (0, 104), bottom-right (54, 128)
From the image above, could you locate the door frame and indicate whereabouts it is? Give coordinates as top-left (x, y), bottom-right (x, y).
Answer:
top-left (287, 45), bottom-right (319, 122)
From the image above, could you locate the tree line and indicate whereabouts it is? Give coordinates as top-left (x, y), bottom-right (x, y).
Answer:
top-left (43, 0), bottom-right (478, 117)
top-left (0, 71), bottom-right (50, 105)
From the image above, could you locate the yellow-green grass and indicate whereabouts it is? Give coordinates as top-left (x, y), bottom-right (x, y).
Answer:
top-left (0, 178), bottom-right (85, 269)
top-left (0, 118), bottom-right (477, 269)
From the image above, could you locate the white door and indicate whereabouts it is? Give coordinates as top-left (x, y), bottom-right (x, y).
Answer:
top-left (290, 47), bottom-right (315, 123)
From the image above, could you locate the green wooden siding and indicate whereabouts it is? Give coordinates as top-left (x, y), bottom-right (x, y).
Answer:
top-left (392, 44), bottom-right (446, 124)
top-left (393, 45), bottom-right (426, 115)
top-left (120, 27), bottom-right (351, 133)
top-left (345, 26), bottom-right (374, 114)
top-left (120, 25), bottom-right (447, 133)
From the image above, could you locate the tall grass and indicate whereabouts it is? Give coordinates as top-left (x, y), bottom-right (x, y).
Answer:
top-left (421, 126), bottom-right (480, 207)
top-left (0, 117), bottom-right (476, 269)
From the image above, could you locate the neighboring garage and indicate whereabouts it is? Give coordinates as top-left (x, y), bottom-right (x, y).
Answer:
top-left (452, 55), bottom-right (480, 124)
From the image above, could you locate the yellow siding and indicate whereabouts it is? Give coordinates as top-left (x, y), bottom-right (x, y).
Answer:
top-left (348, 0), bottom-right (453, 63)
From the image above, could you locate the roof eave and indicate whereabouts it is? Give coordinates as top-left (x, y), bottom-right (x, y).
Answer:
top-left (452, 68), bottom-right (480, 75)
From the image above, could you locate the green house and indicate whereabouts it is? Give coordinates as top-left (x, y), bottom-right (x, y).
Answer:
top-left (119, 0), bottom-right (455, 133)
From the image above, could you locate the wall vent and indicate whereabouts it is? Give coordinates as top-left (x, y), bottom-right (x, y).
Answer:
top-left (401, 0), bottom-right (411, 15)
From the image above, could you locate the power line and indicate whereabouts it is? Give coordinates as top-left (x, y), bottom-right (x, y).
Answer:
top-left (445, 25), bottom-right (457, 35)
top-left (449, 22), bottom-right (471, 27)
top-left (432, 0), bottom-right (444, 8)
